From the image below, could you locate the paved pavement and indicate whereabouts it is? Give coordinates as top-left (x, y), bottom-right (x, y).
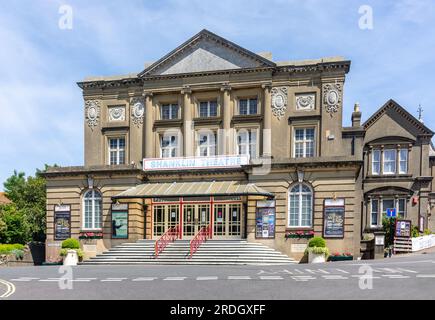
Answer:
top-left (1, 251), bottom-right (435, 300)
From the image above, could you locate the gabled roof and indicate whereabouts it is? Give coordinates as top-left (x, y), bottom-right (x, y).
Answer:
top-left (363, 99), bottom-right (434, 136)
top-left (138, 29), bottom-right (276, 77)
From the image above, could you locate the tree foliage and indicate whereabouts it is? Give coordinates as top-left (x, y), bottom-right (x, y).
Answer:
top-left (1, 164), bottom-right (56, 244)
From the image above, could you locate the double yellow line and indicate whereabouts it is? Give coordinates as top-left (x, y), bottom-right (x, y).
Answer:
top-left (0, 279), bottom-right (16, 298)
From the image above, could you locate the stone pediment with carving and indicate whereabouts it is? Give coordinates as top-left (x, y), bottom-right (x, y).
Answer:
top-left (139, 29), bottom-right (275, 77)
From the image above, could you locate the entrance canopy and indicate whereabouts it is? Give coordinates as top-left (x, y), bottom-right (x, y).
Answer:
top-left (113, 181), bottom-right (273, 199)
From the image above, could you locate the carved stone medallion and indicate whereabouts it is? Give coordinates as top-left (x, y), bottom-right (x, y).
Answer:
top-left (85, 100), bottom-right (100, 129)
top-left (108, 106), bottom-right (126, 121)
top-left (296, 93), bottom-right (315, 111)
top-left (323, 83), bottom-right (342, 115)
top-left (271, 87), bottom-right (288, 120)
top-left (130, 97), bottom-right (145, 126)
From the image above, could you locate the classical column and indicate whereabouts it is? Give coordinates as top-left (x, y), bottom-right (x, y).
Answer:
top-left (144, 92), bottom-right (154, 158)
top-left (262, 83), bottom-right (272, 157)
top-left (182, 86), bottom-right (193, 156)
top-left (221, 84), bottom-right (232, 155)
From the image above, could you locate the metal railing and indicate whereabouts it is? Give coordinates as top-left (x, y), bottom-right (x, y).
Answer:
top-left (154, 225), bottom-right (180, 258)
top-left (189, 225), bottom-right (211, 258)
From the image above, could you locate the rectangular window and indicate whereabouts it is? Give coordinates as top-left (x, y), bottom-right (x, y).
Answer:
top-left (399, 149), bottom-right (408, 174)
top-left (199, 101), bottom-right (218, 117)
top-left (398, 198), bottom-right (406, 219)
top-left (161, 104), bottom-right (179, 120)
top-left (294, 128), bottom-right (315, 158)
top-left (371, 199), bottom-right (379, 227)
top-left (160, 134), bottom-right (178, 158)
top-left (238, 98), bottom-right (258, 115)
top-left (108, 138), bottom-right (125, 165)
top-left (197, 132), bottom-right (216, 157)
top-left (383, 149), bottom-right (396, 174)
top-left (237, 129), bottom-right (257, 159)
top-left (372, 150), bottom-right (381, 175)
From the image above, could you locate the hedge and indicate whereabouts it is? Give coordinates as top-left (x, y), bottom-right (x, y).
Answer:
top-left (0, 243), bottom-right (25, 254)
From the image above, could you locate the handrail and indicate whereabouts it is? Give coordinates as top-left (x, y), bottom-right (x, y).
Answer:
top-left (189, 225), bottom-right (211, 258)
top-left (154, 225), bottom-right (180, 258)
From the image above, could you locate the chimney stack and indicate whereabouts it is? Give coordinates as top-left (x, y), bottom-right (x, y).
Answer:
top-left (352, 102), bottom-right (362, 127)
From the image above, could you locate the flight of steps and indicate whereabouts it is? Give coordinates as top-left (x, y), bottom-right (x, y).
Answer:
top-left (81, 239), bottom-right (296, 265)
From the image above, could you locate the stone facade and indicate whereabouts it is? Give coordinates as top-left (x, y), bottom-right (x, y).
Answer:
top-left (43, 29), bottom-right (434, 262)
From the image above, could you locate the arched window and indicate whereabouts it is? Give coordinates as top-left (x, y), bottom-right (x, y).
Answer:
top-left (83, 189), bottom-right (102, 230)
top-left (288, 183), bottom-right (313, 227)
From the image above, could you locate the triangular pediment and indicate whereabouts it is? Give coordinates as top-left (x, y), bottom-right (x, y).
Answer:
top-left (364, 99), bottom-right (434, 140)
top-left (138, 29), bottom-right (275, 77)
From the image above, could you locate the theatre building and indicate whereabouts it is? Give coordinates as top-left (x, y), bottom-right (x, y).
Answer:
top-left (44, 30), bottom-right (433, 263)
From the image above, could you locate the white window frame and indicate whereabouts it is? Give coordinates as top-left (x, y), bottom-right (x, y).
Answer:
top-left (197, 131), bottom-right (217, 157)
top-left (383, 149), bottom-right (397, 175)
top-left (160, 134), bottom-right (179, 158)
top-left (108, 137), bottom-right (125, 165)
top-left (161, 103), bottom-right (179, 120)
top-left (372, 149), bottom-right (381, 175)
top-left (238, 98), bottom-right (258, 115)
top-left (288, 183), bottom-right (313, 228)
top-left (236, 128), bottom-right (258, 159)
top-left (399, 149), bottom-right (408, 174)
top-left (370, 199), bottom-right (379, 227)
top-left (82, 189), bottom-right (102, 230)
top-left (293, 127), bottom-right (315, 158)
top-left (198, 101), bottom-right (218, 118)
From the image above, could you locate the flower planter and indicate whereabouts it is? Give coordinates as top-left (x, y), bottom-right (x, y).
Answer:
top-left (308, 251), bottom-right (326, 263)
top-left (63, 250), bottom-right (78, 266)
top-left (328, 255), bottom-right (353, 262)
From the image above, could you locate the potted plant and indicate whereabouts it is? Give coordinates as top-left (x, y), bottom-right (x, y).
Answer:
top-left (59, 238), bottom-right (83, 266)
top-left (305, 236), bottom-right (329, 263)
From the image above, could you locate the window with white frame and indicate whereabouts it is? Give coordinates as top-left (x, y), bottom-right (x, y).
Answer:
top-left (288, 183), bottom-right (313, 227)
top-left (108, 138), bottom-right (125, 165)
top-left (383, 149), bottom-right (396, 174)
top-left (372, 149), bottom-right (381, 175)
top-left (294, 128), bottom-right (315, 158)
top-left (161, 104), bottom-right (179, 120)
top-left (238, 98), bottom-right (258, 115)
top-left (160, 134), bottom-right (178, 158)
top-left (371, 148), bottom-right (409, 175)
top-left (197, 132), bottom-right (216, 157)
top-left (83, 189), bottom-right (102, 230)
top-left (237, 129), bottom-right (257, 159)
top-left (370, 197), bottom-right (407, 227)
top-left (399, 149), bottom-right (408, 174)
top-left (198, 101), bottom-right (218, 117)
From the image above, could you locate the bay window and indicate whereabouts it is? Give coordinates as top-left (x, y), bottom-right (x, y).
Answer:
top-left (371, 147), bottom-right (408, 175)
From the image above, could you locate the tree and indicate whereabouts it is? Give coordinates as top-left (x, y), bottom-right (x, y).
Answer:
top-left (2, 165), bottom-right (55, 243)
top-left (0, 204), bottom-right (30, 244)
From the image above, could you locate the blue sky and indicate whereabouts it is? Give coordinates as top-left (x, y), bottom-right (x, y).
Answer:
top-left (0, 0), bottom-right (434, 188)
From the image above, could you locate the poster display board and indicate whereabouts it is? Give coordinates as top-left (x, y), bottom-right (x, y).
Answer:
top-left (395, 219), bottom-right (411, 238)
top-left (54, 204), bottom-right (71, 240)
top-left (255, 200), bottom-right (276, 239)
top-left (111, 203), bottom-right (128, 239)
top-left (323, 199), bottom-right (345, 239)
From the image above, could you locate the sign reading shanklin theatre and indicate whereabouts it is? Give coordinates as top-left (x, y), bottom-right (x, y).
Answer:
top-left (143, 155), bottom-right (249, 171)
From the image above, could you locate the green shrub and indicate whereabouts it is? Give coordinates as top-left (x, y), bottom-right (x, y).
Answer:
top-left (411, 226), bottom-right (420, 238)
top-left (0, 243), bottom-right (25, 254)
top-left (61, 238), bottom-right (80, 249)
top-left (423, 229), bottom-right (432, 236)
top-left (308, 236), bottom-right (326, 248)
top-left (11, 249), bottom-right (24, 260)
